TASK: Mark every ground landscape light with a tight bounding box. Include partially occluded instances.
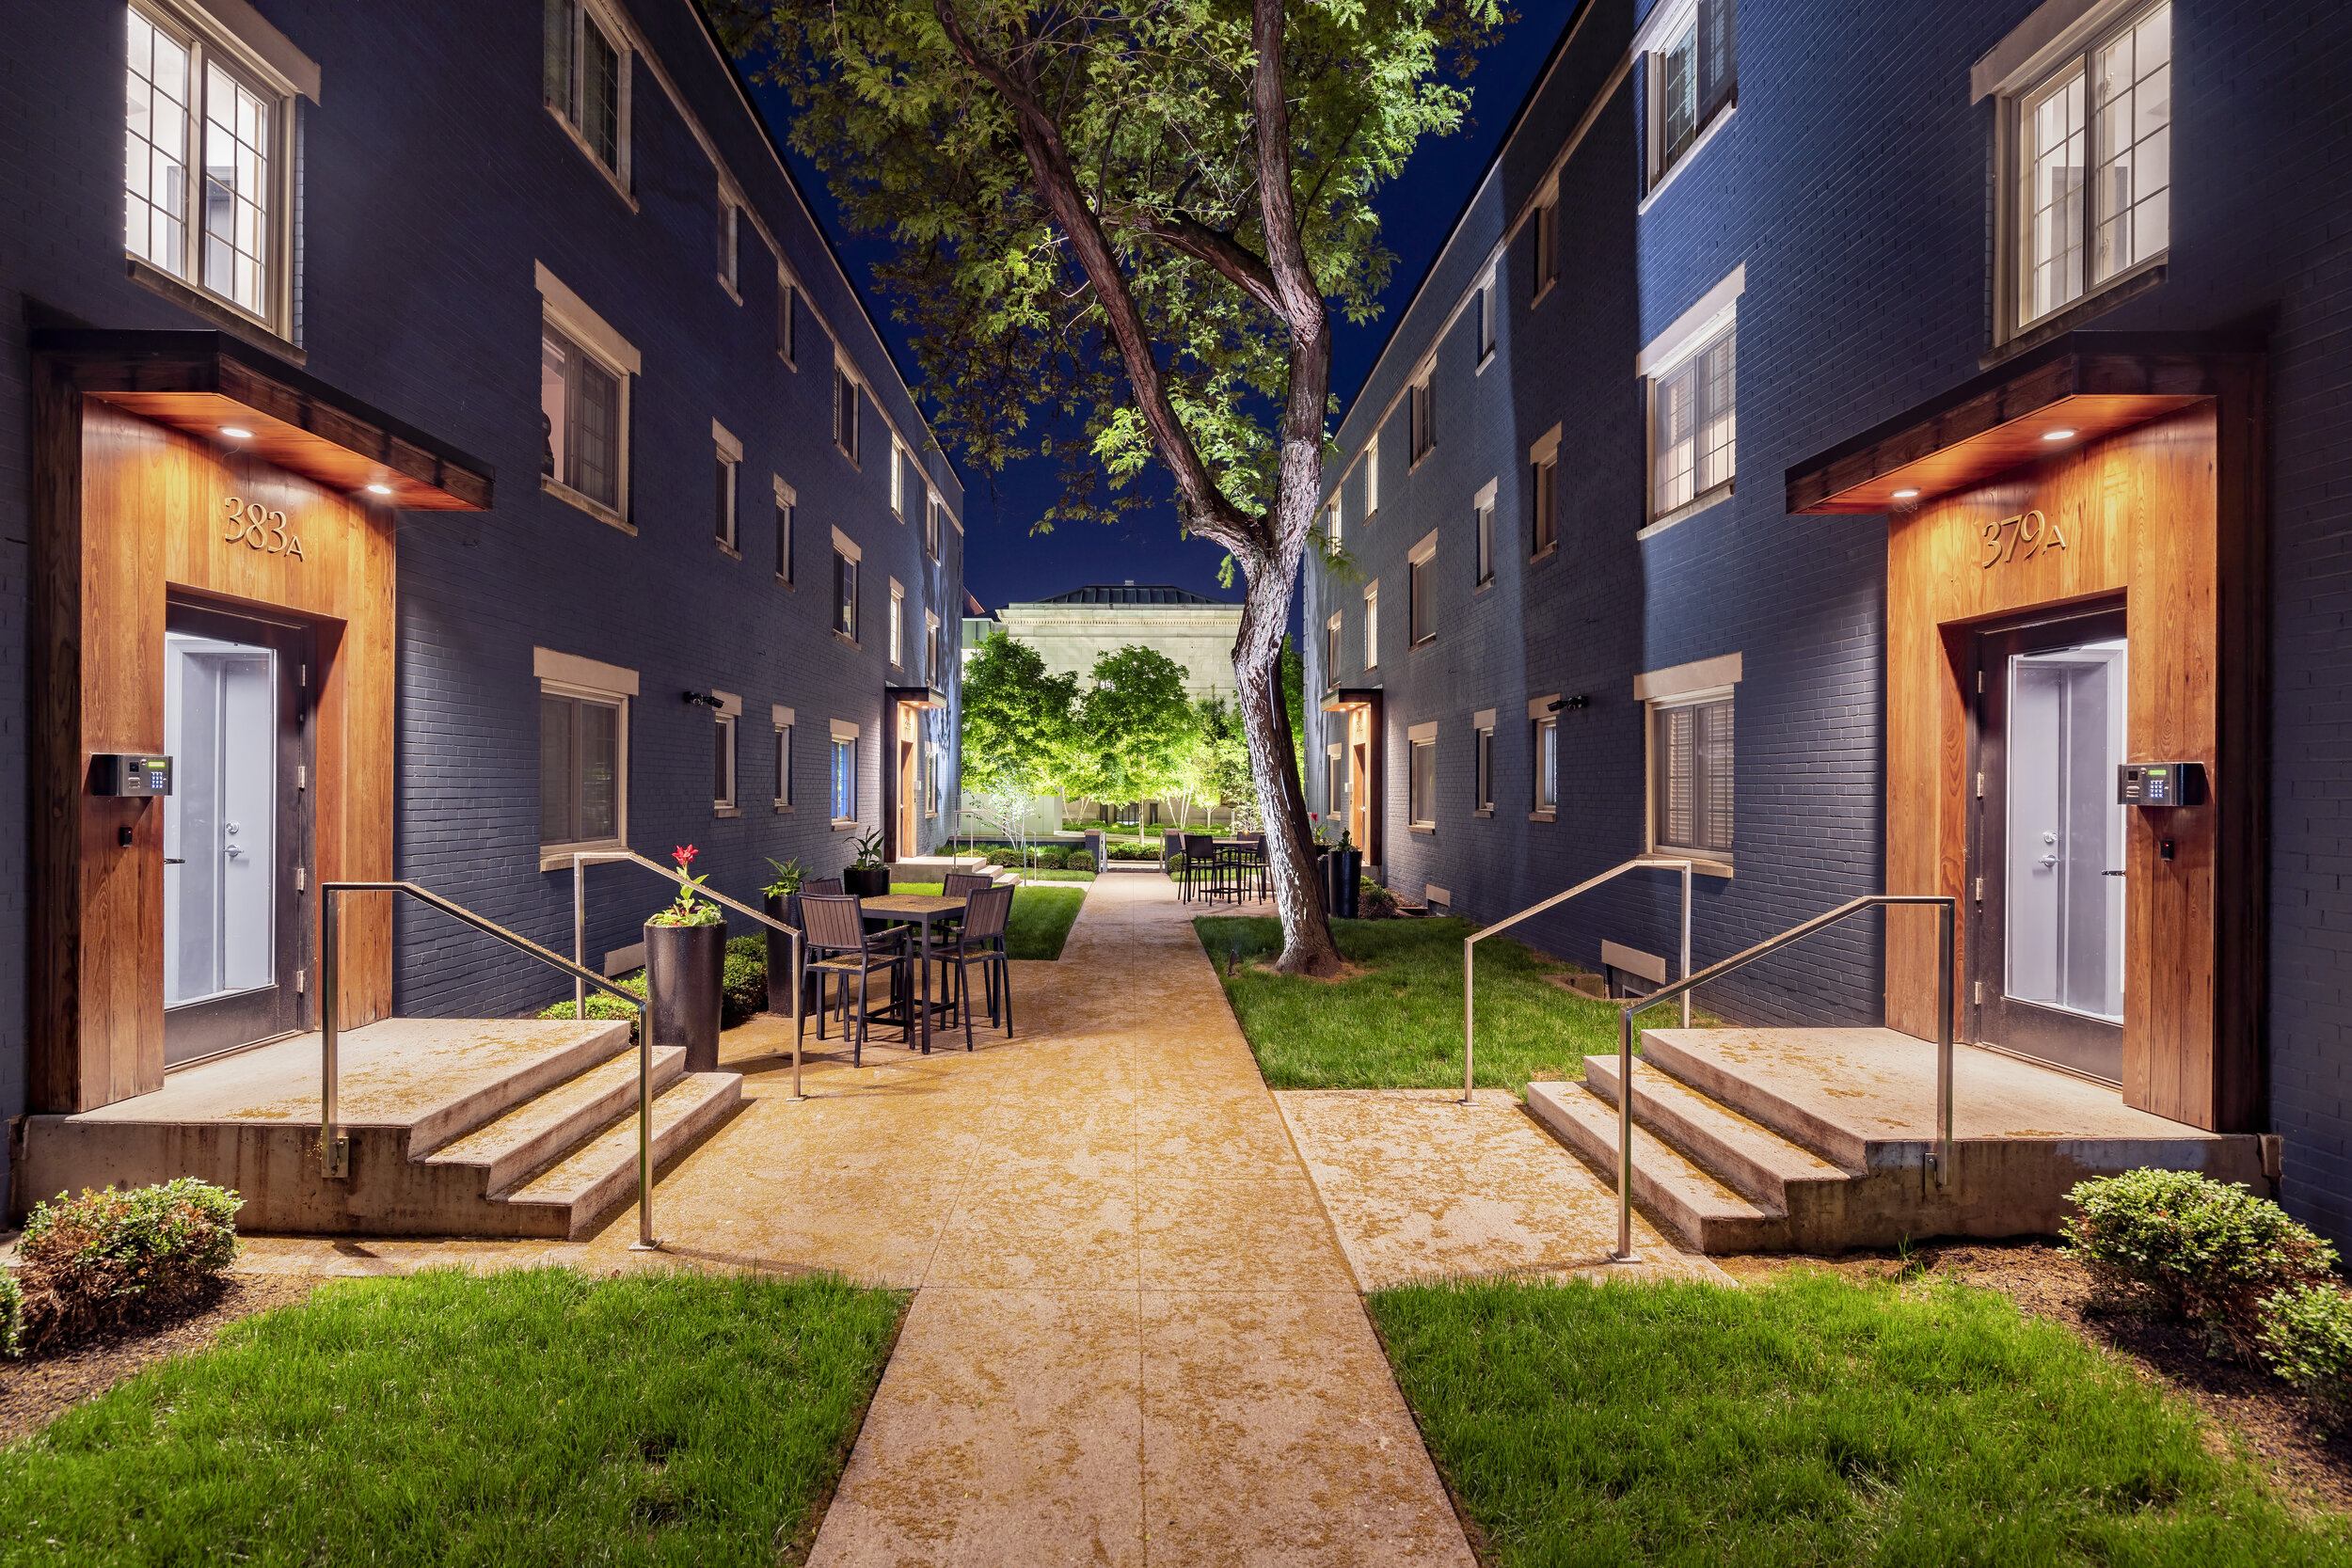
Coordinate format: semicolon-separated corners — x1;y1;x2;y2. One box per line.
219;425;253;438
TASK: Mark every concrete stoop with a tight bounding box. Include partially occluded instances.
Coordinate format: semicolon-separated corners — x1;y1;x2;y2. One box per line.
1527;1025;2273;1254
16;1017;742;1239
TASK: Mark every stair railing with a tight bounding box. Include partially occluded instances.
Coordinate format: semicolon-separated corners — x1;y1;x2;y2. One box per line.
1463;858;1695;1104
1604;894;1957;1262
318;879;663;1251
567;851;806;1098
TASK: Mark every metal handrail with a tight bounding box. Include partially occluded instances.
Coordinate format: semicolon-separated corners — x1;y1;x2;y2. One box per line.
568;850;808;1099
319;879;663;1251
1462;858;1695;1104
1603;894;1957;1262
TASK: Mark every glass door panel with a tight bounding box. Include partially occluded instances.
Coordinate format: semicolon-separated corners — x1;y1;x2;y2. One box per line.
165;631;278;1006
2003;640;2126;1022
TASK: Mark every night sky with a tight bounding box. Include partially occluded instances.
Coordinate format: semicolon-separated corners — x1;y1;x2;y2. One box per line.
743;0;1579;620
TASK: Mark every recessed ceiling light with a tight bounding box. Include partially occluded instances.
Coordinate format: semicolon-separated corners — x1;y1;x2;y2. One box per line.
2042;428;2076;441
365;483;392;495
219;425;253;439
1892;488;1920;499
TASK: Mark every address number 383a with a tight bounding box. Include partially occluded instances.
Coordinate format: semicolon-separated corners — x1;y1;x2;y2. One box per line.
222;497;305;561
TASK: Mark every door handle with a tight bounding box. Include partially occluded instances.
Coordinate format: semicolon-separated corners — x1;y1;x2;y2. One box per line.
224;847;243;859
164;858;185;865
2036;853;2058;868
2103;869;2125;877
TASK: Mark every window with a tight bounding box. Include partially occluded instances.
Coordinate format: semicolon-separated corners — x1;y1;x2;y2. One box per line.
1363;581;1380;670
1475;273;1498;361
926;611;942;686
1531;197;1558;300
2010;1;2170;332
1648;0;1737;190
1407;722;1438;830
889;579;904;666
541;322;623;512
1534;713;1558;815
1408;531;1438;646
890;441;905;517
1651;695;1734;859
710;690;740;812
543;0;626;178
127;4;294;328
1327;744;1346;821
834;366;861;462
717;198;739;295
1408;373;1435;466
772;705;794;809
713;420;741;551
924;491;941;558
1474;480;1497;586
776;273;797;364
1651;324;1736;518
1363;435;1380;520
830;721;859;825
1325;497;1343;558
1474;711;1496;814
831;529;860;641
1325;612;1342;688
773;477;795;582
1530;426;1561;557
534;647;635;857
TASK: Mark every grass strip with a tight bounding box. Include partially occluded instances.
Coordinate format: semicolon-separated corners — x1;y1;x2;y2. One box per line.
1196;914;1624;1093
0;1266;905;1566
892;882;1088;960
1370;1271;2347;1567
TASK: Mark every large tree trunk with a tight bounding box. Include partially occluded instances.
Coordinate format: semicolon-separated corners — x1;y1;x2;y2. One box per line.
1232;553;1341;976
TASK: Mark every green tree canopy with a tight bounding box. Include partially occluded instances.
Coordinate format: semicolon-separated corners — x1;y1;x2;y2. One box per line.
1069;645;1198;807
960;630;1079;799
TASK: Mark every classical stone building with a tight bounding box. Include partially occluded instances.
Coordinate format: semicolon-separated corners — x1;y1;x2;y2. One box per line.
996;583;1243;699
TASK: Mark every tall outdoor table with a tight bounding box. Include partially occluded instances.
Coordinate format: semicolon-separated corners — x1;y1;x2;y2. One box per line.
1212;838;1263;903
859;893;966;1053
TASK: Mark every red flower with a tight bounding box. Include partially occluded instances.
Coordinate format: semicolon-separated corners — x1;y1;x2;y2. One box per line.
673;845;697;865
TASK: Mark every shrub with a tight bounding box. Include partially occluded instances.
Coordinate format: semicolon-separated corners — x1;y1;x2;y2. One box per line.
2257;1282;2352;1427
1065;851;1094;872
1167;852;1187;873
1034;848;1067;870
1110;842;1156;861
538;971;648;1041
2061;1168;2339;1354
985;847;1022;867
1359;879;1401;919
0;1274;21;1359
17;1180;243;1350
722;947;767;1028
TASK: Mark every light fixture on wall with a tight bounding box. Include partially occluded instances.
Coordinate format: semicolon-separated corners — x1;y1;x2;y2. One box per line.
219;425;253;439
683;689;724;709
1548;694;1590;712
2042;428;2076;441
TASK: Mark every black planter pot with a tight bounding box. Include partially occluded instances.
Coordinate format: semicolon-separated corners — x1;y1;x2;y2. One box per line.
645;920;726;1072
843;865;891;898
764;893;804;1017
1322;848;1362;919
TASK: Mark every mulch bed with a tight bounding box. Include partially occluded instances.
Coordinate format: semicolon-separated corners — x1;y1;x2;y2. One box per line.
1717;1239;2352;1513
0;1275;317;1447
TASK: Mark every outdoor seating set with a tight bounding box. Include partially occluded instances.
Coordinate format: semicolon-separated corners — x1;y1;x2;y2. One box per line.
1177;832;1271;905
795;871;1015;1065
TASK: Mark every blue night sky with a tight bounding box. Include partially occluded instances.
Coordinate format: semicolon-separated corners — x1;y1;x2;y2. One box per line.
743;0;1579;618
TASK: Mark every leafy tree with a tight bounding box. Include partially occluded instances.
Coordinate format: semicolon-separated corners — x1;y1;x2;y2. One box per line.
960;630;1079;848
718;0;1502;974
1068;645;1197;812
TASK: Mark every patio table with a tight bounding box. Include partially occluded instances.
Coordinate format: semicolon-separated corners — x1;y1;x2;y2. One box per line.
859;893;966;1053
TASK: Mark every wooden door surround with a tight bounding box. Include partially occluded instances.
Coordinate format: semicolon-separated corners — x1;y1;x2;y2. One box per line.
29;330;490;1114
1788;334;2266;1132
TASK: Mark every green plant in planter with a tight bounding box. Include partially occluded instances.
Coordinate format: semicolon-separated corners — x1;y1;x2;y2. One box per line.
647;845;723;927
850;830;887;872
763;857;805;897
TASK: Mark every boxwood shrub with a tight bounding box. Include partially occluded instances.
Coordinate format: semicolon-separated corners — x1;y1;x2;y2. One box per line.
17;1179;243;1350
2258;1281;2352;1427
1065;851;1094;872
0;1274;21;1359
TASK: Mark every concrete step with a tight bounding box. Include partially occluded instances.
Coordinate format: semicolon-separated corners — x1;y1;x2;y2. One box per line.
420;1046;687;1193
1637;1027;1873;1167
1582;1054;1854;1209
401;1018;637;1154
1526;1081;1789;1253
496;1071;744;1239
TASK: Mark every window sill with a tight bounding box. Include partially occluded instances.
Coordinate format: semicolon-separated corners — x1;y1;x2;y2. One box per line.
834;445;860;470
1653;853;1734;879
546;105;638;211
1409;824;1436;835
1473;808;1494;819
831;818;859;832
1410;635;1436;650
540;839;629;872
834;631;860;650
718;276;742;305
717;540;741;560
1638;479;1734;541
1477;347;1497;374
1639;98;1736;215
773;802;795;813
1529;810;1556;823
1363;509;1378;529
775;575;796;592
543;474;634;534
714;805;741;818
1983;260;2168;371
1408;447;1436;475
1529;544;1559;564
125;257;304;363
1532;278;1557;309
1475;577;1495;594
779;350;797;372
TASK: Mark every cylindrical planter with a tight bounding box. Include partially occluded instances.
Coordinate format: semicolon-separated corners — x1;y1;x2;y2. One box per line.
645;920;726;1072
843;865;890;898
764;893;803;1017
1323;848;1362;919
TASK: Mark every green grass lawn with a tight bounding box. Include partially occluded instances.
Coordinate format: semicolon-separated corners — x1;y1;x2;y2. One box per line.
1371;1271;2348;1567
893;882;1087;959
1012;867;1097;883
1196;914;1627;1092
0;1266;903;1566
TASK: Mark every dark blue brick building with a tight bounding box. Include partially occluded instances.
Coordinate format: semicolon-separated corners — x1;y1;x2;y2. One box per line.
1306;0;2352;1241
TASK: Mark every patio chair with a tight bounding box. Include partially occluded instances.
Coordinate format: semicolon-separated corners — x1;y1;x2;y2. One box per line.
1182;832;1221;904
803;876;843;895
943;870;995;900
1228;832;1269;902
798;893;911;1067
937;883;1015;1046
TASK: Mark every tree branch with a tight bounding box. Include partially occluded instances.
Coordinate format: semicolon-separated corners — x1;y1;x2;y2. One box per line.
1125;213;1284;317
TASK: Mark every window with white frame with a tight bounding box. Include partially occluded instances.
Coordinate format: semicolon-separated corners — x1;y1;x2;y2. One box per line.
127;3;298;330
1325;497;1343;558
713;420;740;551
1473;708;1496;814
833;365;861;462
1407;721;1438;830
1651;693;1734;860
832;528;860;641
1533;707;1558;816
1475;271;1498;361
1363;435;1380;520
1327;743;1345;821
1363;581;1380;670
1325;612;1342;688
535;648;634;856
926;611;942;686
925;490;940;558
2008;1;2171;333
774;477;795;583
1650;323;1736;519
1530;195;1558;300
1529;425;1561;557
710;689;740;812
1474;479;1497;586
1408;531;1438;646
717;197;740;295
772;705;794;809
776;271;797;364
889;579;904;666
1646;0;1737;191
830;721;859;824
890;440;905;517
1408;372;1436;467
543;0;628;180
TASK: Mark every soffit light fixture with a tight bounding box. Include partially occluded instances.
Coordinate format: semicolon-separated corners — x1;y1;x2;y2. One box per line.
365;483;392;495
1892;488;1920;499
2042;428;2076;441
219;425;253;439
